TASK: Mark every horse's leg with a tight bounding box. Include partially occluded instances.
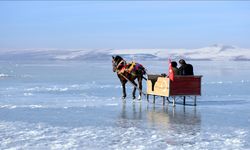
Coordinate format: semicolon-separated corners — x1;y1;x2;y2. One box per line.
122;82;127;99
137;76;143;100
131;80;137;99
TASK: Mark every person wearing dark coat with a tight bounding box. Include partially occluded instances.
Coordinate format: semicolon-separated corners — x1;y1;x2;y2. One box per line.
178;59;194;75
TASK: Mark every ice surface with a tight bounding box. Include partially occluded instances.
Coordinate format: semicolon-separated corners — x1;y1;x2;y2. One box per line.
0;60;250;149
0;120;247;149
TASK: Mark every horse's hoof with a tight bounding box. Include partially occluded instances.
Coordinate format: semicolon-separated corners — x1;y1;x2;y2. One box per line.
138;95;141;100
132;96;136;100
122;96;126;99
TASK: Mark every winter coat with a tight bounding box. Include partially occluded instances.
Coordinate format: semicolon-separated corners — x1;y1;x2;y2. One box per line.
179;64;194;75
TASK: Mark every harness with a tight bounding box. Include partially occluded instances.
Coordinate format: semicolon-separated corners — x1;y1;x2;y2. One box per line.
116;60;126;69
115;60;145;76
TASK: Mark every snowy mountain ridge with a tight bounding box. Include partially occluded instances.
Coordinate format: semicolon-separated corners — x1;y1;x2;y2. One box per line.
0;44;249;61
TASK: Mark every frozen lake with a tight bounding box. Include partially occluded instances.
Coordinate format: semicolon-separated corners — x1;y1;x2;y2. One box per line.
0;60;250;149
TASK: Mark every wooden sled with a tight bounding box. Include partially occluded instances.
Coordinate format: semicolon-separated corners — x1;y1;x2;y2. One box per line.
147;75;202;106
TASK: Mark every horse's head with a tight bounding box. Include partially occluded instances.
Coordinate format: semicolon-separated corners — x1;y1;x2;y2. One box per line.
112;55;124;72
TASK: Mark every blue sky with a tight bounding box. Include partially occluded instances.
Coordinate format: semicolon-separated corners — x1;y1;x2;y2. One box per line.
0;1;250;49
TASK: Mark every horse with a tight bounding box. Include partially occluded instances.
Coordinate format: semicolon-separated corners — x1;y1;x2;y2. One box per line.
112;55;147;100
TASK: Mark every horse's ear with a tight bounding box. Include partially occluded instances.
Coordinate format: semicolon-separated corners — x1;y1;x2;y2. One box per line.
112;56;115;59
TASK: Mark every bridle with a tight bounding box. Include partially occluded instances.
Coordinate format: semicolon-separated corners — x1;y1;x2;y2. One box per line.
113;59;126;73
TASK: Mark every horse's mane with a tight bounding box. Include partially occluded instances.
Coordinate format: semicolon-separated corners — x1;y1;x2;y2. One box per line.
114;55;124;63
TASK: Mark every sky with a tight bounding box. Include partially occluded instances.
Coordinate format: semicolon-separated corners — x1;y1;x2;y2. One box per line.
0;1;250;49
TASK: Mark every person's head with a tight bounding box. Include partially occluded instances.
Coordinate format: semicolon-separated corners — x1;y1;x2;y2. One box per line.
179;59;186;65
171;61;177;68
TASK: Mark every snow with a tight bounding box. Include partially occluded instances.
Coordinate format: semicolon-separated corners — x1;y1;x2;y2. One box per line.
0;44;249;61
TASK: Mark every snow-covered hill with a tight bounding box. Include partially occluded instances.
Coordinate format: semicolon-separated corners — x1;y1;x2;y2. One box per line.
109;44;250;61
0;44;249;61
